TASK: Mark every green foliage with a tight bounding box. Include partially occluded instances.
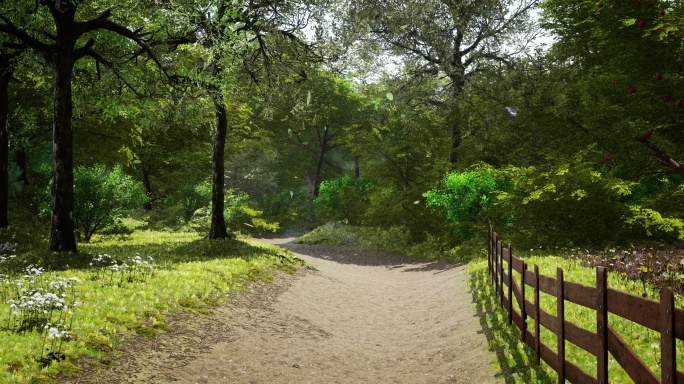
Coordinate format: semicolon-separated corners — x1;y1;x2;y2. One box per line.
101;216;149;238
258;188;323;232
174;183;213;222
39;165;147;242
492;159;626;247
184;189;279;236
625;206;684;242
296;222;480;263
316;175;375;225
489;149;684;247
427;169;496;223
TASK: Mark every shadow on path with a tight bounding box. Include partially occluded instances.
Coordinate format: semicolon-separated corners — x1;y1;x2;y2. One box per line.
268;241;462;274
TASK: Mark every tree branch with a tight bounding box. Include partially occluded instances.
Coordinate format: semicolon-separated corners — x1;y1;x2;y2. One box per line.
0;13;50;53
636;137;684;178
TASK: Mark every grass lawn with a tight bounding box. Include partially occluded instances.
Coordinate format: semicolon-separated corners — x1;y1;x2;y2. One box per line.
468;253;684;383
0;230;304;383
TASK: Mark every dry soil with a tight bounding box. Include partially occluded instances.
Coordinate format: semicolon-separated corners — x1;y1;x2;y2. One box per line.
64;239;498;384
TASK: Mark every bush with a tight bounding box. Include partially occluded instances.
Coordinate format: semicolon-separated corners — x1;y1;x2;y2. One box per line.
258;188;323;231
174;182;212;222
185;189;279;236
40;165;147;242
296;222;477;263
426;169;496;224
101;216;149;238
316;176;375;225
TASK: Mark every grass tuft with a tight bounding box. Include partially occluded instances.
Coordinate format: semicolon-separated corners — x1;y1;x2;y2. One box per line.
0;229;303;382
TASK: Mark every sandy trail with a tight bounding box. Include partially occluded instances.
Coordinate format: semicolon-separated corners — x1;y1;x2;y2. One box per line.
65;239;497;384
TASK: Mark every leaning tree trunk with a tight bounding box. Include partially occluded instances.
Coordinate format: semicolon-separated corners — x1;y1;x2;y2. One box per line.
0;57;11;228
48;57;78;252
312;140;328;198
208;94;232;240
447;71;466;165
142;166;153;210
15;149;28;186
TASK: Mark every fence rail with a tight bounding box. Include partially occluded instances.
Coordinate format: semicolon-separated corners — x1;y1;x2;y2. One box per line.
487;224;684;383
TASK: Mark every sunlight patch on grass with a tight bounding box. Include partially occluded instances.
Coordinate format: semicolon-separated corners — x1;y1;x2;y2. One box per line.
0;230;302;382
469;254;684;383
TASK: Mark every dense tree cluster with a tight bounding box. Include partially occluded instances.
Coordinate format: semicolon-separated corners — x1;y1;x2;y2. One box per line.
2;0;684;254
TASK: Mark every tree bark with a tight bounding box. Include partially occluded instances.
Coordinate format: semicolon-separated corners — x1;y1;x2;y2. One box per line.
208;94;231;240
15;149;28;185
142;166;153;210
312;129;328;198
637;137;684;178
0;56;12;229
48;54;78;252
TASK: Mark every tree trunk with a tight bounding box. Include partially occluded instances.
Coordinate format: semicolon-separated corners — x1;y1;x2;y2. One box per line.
15;149;28;185
354;155;360;178
312;135;328;198
208;94;231;240
448;72;465;165
142;166;153;210
48;57;78;252
447;106;461;165
0;58;11;229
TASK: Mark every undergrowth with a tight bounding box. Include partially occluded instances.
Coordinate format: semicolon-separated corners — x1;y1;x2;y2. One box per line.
295;221;483;263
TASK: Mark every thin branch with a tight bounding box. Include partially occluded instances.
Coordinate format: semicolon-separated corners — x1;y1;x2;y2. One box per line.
0;13;50;53
636;137;684;178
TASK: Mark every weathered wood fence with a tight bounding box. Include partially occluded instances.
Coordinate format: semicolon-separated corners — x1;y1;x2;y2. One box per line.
488;224;684;383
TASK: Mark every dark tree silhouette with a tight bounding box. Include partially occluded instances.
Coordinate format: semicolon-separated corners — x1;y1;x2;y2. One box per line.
0;1;162;251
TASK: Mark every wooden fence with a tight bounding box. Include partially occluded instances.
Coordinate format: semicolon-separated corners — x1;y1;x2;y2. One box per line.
487;224;684;383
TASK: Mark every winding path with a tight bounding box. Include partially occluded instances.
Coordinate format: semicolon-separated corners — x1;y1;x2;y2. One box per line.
66;239;497;383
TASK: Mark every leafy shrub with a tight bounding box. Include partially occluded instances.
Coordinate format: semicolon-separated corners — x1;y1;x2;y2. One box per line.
40;165;147;242
492;162;629;247
427;169;496;223
624;206;684;242
101;216;149;238
174;182;212;222
185;189;279;236
258;188;323;231
296;222;476;263
316;176;375;225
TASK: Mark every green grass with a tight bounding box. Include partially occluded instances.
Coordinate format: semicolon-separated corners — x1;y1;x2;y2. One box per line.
295;221;483;263
0;230;304;383
468;254;684;383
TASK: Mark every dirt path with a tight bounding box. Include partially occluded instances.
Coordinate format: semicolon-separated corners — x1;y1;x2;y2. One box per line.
65;239;497;384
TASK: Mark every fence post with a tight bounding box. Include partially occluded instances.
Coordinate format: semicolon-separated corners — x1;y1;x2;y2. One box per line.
557;267;565;384
508;244;513;325
661;287;675;384
488;224;492;277
597;267;608;384
521;262;527;342
534;264;541;366
494;236;500;288
497;240;503;302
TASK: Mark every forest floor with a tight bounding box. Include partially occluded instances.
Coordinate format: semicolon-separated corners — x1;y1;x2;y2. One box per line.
63;238;498;384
